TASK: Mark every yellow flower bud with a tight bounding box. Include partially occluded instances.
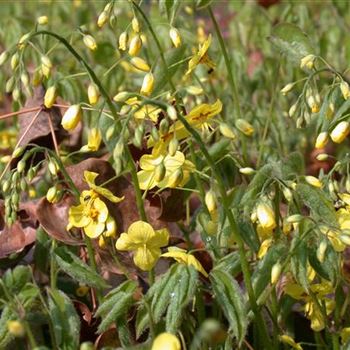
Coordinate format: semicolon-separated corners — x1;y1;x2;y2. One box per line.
317;241;327;263
151;333;181;350
235;119;254;136
0;51;9;66
113;91;130;102
44;86;57;108
305;175;322;188
128;35;142;56
88;83;100;105
288;103;298;118
169;27;182;48
10;52;19;70
271;262;282;284
239;167;255;175
316;153;328;161
330;121;350;143
37;15;48;25
282;187;293;202
300;54;316;69
167;105;177;121
205;220;218;235
140;72;154;96
97;11;109;28
168;138;179;156
257;202;276;230
12;146;25;158
41;55;52;77
340;234;350;246
186;86;203;95
280;83;294;95
46;186;58;203
20;72;29;88
83;35;97;51
61;104;82;131
341;81;350;100
7;320;25;338
219;122;236;139
33;70;43;87
315;132;328;149
18;33;30;49
119;31;128;51
130;57;150;72
205;190;216;213
257;238;273;259
132;17;140;33
48;160;58;176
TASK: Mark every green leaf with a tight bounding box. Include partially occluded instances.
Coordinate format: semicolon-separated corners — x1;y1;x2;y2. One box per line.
269;23;314;64
290;240;309;290
95;280;137;334
165;265;198;333
210;269;248;345
135;303;149;339
54;246;109;289
281;152;305;179
252;242;287;298
48;289;80;350
159;0;181;21
3;265;31;293
214;251;241;277
295;183;337;226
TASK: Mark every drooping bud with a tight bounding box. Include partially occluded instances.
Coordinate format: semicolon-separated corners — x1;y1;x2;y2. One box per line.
44;85;57;108
12;146;25;159
288;103;298;118
155;162;166;182
37;15;48;25
235;119;254;136
300;54;316;69
219;122;236;139
305;175;322;188
286;214;303;224
271;262;282;284
205;190;217;213
46;186;58;203
282;187;293;202
61;104;82;131
0;51;9;66
87;83;100;105
118;31;128;51
130;57;150;72
48;159;58;176
239;167;255;175
83;35;97;51
41;55;52;77
256;202;276;230
131;17;140;33
280;83;294;95
167;105;177;121
140;72;154;96
330;121;350;143
17;159;26;173
113;91;130;103
315;132;328;149
97;11;109;28
159;118;169;135
341;81;350;100
169;27;181;48
168;138;178;156
316;153;328;161
10;52;19;70
128;35;142;56
20;72;30;88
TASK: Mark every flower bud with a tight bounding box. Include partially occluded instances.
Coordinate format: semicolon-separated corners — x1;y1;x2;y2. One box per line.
271;262;282;284
205;220;218;235
37;15;48;25
0;51;9;66
280;83;294;95
87;83;100;105
219;122;236;139
61;104;82;131
239;167;255;175
44;85;57;108
83;35;97;51
205;190;217;213
159;118;169;135
257;202;276;230
288;103;298;118
300;54;316;69
169;27;181;48
113;139;124;158
282;187;293;202
20;72;29;88
5;77;15;93
130;57;150;72
305;175;322;188
167;105;177;121
315;132;328;149
151;332;181;350
80;342;95;350
12;88;21;102
12;146;25;158
46;186;58;203
17;159;26;173
10;52;19;70
119;31;128;51
168;138;178;156
286;214;303;223
106;125;115;141
317;241;327;263
235;119;254;136
48;160;58;176
341;81;350;100
2;180;10;193
316;153;328;161
7;320;25;338
18;33;30;49
330;121;350;143
97;11;109;28
155;162;166;182
132;17;140;33
33;70;43;87
140;72;154;96
128;35;142;56
340;234;350;246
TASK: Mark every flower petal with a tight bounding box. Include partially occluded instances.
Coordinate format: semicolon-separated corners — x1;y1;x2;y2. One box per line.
84;221;105;238
84;171;99;188
115;232;138;251
133;246;160;271
137;170;157;190
69;204;90;227
148;228;169;249
128;221;154;244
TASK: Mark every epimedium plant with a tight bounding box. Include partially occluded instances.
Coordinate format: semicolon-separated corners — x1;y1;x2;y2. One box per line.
1;0;350;349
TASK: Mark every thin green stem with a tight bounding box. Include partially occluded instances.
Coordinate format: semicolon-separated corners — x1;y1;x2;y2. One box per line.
50;239;57;290
24;322;37;348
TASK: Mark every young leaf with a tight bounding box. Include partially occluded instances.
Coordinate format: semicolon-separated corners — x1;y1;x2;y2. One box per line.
48;289;80;350
210;268;248;345
54;246;109;289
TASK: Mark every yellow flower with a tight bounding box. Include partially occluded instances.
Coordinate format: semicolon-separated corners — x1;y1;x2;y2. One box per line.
256;202;276;231
186;34;215;75
148;100;222;149
68;171;123;238
137;150;195;190
81;128;102;152
161;247;208;277
115;221;169;271
300;54;316;69
152;332;181;350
